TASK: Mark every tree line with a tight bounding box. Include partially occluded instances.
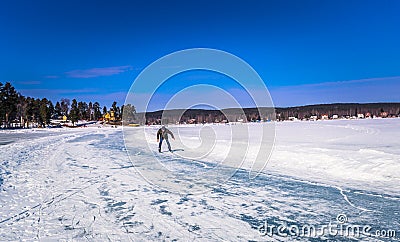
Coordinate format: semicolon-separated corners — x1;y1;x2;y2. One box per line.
143;103;400;124
0;82;135;128
275;103;400;120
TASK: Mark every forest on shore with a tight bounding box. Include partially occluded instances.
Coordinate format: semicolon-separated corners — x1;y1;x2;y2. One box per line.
0;82;135;128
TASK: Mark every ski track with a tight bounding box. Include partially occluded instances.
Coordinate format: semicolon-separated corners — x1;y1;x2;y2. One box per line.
0;122;399;241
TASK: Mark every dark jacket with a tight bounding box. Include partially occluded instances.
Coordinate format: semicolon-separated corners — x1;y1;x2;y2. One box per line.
157;128;174;140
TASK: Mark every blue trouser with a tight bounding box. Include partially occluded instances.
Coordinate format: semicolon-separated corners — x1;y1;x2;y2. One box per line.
159;137;171;151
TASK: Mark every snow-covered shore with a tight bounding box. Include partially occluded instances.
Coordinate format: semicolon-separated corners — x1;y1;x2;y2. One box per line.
0;119;399;240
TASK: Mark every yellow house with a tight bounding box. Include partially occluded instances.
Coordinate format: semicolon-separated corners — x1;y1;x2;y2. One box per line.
103;111;116;122
110;111;115;121
104;112;111;122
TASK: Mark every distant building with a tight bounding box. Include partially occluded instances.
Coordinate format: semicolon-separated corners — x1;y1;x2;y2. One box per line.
103;111;116;123
332;114;339;119
357;113;365;119
188;118;196;124
321;114;329;120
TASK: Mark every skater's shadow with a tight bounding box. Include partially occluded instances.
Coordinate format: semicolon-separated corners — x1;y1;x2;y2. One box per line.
159;148;185;153
171;148;184;152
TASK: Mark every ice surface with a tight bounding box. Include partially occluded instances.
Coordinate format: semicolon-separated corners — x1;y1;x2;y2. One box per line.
0;119;399;240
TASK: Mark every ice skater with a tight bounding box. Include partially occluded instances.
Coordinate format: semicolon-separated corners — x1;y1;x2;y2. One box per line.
157;125;175;152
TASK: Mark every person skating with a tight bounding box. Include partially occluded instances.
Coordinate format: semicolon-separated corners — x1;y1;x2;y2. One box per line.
157;125;175;152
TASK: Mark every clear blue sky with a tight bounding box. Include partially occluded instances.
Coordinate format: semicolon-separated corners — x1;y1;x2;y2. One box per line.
1;0;399;110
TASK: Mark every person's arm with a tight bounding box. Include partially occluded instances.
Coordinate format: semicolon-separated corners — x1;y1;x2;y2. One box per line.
167;129;175;139
157;129;161;141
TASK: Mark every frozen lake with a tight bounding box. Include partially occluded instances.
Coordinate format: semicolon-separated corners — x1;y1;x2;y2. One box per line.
0;119;399;241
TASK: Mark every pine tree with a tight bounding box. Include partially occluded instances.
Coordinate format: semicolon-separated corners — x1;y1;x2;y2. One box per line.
16;95;27;127
77;101;88;120
70;99;79;125
31;99;41;126
39;98;52;127
55;101;62;118
48;100;55;119
60;98;70;116
88;102;93;120
122;104;136;123
111;101;118;119
0;82;19;127
111;101;117;112
93;102;102;120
